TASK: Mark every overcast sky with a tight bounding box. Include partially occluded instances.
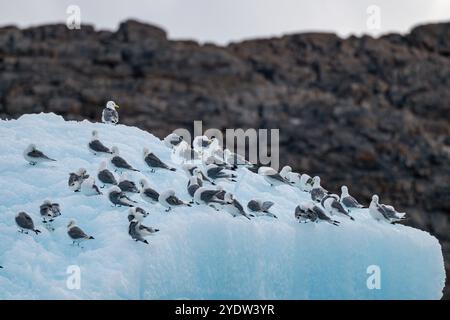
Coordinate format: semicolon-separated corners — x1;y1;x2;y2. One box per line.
0;0;449;44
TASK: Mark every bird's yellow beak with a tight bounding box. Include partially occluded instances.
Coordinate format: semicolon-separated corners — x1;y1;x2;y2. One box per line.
115;104;120;109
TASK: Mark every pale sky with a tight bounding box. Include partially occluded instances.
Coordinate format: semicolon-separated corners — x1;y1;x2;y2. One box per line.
0;0;449;44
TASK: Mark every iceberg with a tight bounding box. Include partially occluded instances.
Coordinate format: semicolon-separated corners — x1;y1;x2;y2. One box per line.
0;113;445;299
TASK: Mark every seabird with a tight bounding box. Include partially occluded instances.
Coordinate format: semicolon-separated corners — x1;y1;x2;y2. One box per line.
158;190;191;212
175;143;201;162
296;202;340;226
164;133;183;150
23;144;56;165
97;161;117;188
88;130;112;155
340;186;365;209
127;207;149;222
222;193;253;220
295;203;317;223
187;176;201;198
247;200;277;218
118;173;139;193
80;177;103;196
204;155;236;171
68;168;90;192
67;220;94;247
108;186;137;207
223;149;253;169
310;176;328;202
258;166;292;187
15;212;41;234
182;164;215;185
206;164;237;182
322;194;355;221
139;179;160;204
280;165;302;187
143;148;176;172
369;195;406;223
101;100;119;125
110;146;139;172
128;215;159;245
193;135;213;153
300;173;314;192
193;186;228;210
39;200;61;230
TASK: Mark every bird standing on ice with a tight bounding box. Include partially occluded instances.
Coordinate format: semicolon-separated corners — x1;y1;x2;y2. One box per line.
128;207;149;222
164;133;183;150
80;177;103;196
158;190;191;212
97;161;117;188
247;200;277;218
118;173;139;194
322;195;354;221
110;146;139;173
68;168;90;192
310;176;328;202
23;144;56;165
39;200;61;231
258;166;291;187
206;164;237;182
88;130;112;155
101;100;120;125
108;186;137;207
369;195;406;223
295;202;340;226
222;193;253;220
128;210;159;245
15;212;41;234
67;220;94;247
139;179;160;204
340;185;365;209
143;148;176;172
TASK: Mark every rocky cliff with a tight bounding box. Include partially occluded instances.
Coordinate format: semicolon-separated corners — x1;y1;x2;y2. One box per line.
0;19;449;298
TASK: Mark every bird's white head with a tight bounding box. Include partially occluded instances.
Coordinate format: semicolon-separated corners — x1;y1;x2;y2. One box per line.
313;176;321;187
341;185;349;196
106;101;119;110
372;194;379;204
26;144;36;152
139;179;149;188
119;172;128;182
99;161;107;171
111;146;119;155
67;220;76;229
76;168;87;176
143;147;150;157
110;186;122;193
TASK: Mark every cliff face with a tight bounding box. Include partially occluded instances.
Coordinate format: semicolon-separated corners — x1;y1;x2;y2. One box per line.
0;20;449;297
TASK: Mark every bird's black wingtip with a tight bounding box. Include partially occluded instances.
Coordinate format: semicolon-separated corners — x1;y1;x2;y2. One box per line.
170;168;177;171
89;236;95;239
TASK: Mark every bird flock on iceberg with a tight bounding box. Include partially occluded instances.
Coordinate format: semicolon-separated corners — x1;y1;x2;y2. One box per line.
4;100;407;269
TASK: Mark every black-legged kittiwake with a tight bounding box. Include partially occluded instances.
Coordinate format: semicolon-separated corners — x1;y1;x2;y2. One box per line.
15;212;41;234
88;130;113;155
97;161;117;188
310;176;328;202
102;100;119;125
67;220;94;247
139;179;160;204
23;144;56;165
247;199;277;218
108;186;137;207
206;164;237;182
80;177;103;196
340;185;365;209
258;166;292;187
110;146;139;172
68;168;90;192
118;173;139;194
322;194;355;221
369;195;406;223
143;147;176;172
158;190;191;212
164;133;183;150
